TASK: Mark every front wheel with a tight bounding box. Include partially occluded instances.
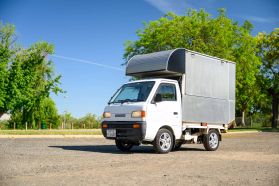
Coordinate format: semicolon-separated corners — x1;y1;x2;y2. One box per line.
153;128;173;154
203;130;220;151
115;140;133;152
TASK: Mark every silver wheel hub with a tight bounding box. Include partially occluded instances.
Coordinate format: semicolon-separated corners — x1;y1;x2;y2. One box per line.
209;133;218;149
159;132;172;151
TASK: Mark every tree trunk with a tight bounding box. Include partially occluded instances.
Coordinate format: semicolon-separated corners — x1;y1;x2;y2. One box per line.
0;111;4;118
241;111;246;126
271;94;278;129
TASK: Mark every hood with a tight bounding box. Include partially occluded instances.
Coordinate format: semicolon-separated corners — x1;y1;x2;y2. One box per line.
103;103;146;121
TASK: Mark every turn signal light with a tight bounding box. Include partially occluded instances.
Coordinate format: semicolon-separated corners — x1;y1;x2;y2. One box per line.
133;123;141;129
102;123;108;128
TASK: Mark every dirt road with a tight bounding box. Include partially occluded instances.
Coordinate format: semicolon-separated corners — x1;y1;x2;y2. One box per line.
0;132;278;186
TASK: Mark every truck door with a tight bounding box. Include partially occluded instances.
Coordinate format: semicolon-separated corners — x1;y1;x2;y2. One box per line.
145;82;182;141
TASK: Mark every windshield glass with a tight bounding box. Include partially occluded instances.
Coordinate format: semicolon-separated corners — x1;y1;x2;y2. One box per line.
110;81;155;104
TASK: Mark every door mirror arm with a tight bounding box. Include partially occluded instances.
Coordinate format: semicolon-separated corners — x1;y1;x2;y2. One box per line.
152;94;162;104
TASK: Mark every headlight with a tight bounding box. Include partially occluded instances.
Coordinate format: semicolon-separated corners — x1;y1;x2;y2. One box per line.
103;112;111;118
131;111;146;118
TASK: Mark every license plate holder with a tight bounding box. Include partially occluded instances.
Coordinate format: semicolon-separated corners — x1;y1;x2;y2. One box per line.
107;129;116;137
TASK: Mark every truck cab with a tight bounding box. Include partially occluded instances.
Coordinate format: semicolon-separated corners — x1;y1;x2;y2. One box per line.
102;48;235;153
102;79;182;153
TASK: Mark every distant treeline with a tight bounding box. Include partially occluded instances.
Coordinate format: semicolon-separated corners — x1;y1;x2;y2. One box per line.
0;112;101;129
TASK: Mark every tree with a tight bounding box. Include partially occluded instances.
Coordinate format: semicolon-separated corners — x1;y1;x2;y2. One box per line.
78;113;100;129
7;42;62;126
34;97;60;129
124;9;261;125
257;28;279;129
59;112;78;129
0;22;62;127
0;23;16;117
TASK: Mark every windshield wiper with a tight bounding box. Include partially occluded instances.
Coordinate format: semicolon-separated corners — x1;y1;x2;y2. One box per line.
120;99;134;104
109;99;132;104
110;99;144;105
109;101;121;104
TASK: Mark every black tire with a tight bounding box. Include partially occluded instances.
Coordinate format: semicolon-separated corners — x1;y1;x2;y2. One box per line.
153;128;173;154
203;130;220;151
115;140;133;152
172;142;183;151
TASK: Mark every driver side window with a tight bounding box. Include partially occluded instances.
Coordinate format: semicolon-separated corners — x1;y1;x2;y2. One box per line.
156;83;177;101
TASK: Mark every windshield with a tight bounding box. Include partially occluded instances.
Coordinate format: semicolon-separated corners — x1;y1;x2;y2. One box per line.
110;81;155;104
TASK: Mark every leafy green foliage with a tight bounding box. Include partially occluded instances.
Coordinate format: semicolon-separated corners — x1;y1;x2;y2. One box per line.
0;23;16;115
257;29;279;95
59;112;101;129
0;22;62;127
124;9;261;115
257;28;279;128
59;112;77;129
34;97;60;128
79;113;100;128
0;120;9;129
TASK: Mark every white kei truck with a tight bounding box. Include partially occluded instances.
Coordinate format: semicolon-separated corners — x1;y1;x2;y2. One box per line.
101;48;235;153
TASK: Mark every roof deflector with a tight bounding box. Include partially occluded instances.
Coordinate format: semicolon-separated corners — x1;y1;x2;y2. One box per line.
126;48;185;78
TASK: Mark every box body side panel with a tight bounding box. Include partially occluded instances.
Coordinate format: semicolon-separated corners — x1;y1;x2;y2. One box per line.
182;52;235;124
182;95;229;123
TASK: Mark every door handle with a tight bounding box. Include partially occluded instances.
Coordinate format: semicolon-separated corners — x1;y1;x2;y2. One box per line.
173;112;178;115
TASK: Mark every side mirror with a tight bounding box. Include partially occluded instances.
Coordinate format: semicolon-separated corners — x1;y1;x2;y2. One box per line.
153;94;162;103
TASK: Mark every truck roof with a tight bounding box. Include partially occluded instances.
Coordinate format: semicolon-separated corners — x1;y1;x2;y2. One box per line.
125;78;178;84
126;48;235;78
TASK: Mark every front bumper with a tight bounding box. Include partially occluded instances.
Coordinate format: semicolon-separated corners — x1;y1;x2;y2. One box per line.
101;121;146;143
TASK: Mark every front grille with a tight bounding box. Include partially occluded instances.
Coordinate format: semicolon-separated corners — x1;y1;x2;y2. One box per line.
115;114;126;117
117;129;129;137
108;124;133;128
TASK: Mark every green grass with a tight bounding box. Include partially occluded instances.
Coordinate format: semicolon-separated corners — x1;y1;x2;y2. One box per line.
228;128;259;132
1;127;278;135
228;127;279;132
0;129;102;135
259;127;279;132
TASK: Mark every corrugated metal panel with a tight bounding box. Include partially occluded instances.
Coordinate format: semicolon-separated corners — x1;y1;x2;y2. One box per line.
182;95;228;124
229;63;236;100
185;52;228;99
182;51;236;124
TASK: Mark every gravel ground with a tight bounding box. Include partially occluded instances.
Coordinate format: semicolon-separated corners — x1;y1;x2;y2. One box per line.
0;132;278;186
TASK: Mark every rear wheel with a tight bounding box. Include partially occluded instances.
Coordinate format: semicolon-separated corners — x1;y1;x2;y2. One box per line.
115;140;133;152
153;128;173;154
203;130;220;151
